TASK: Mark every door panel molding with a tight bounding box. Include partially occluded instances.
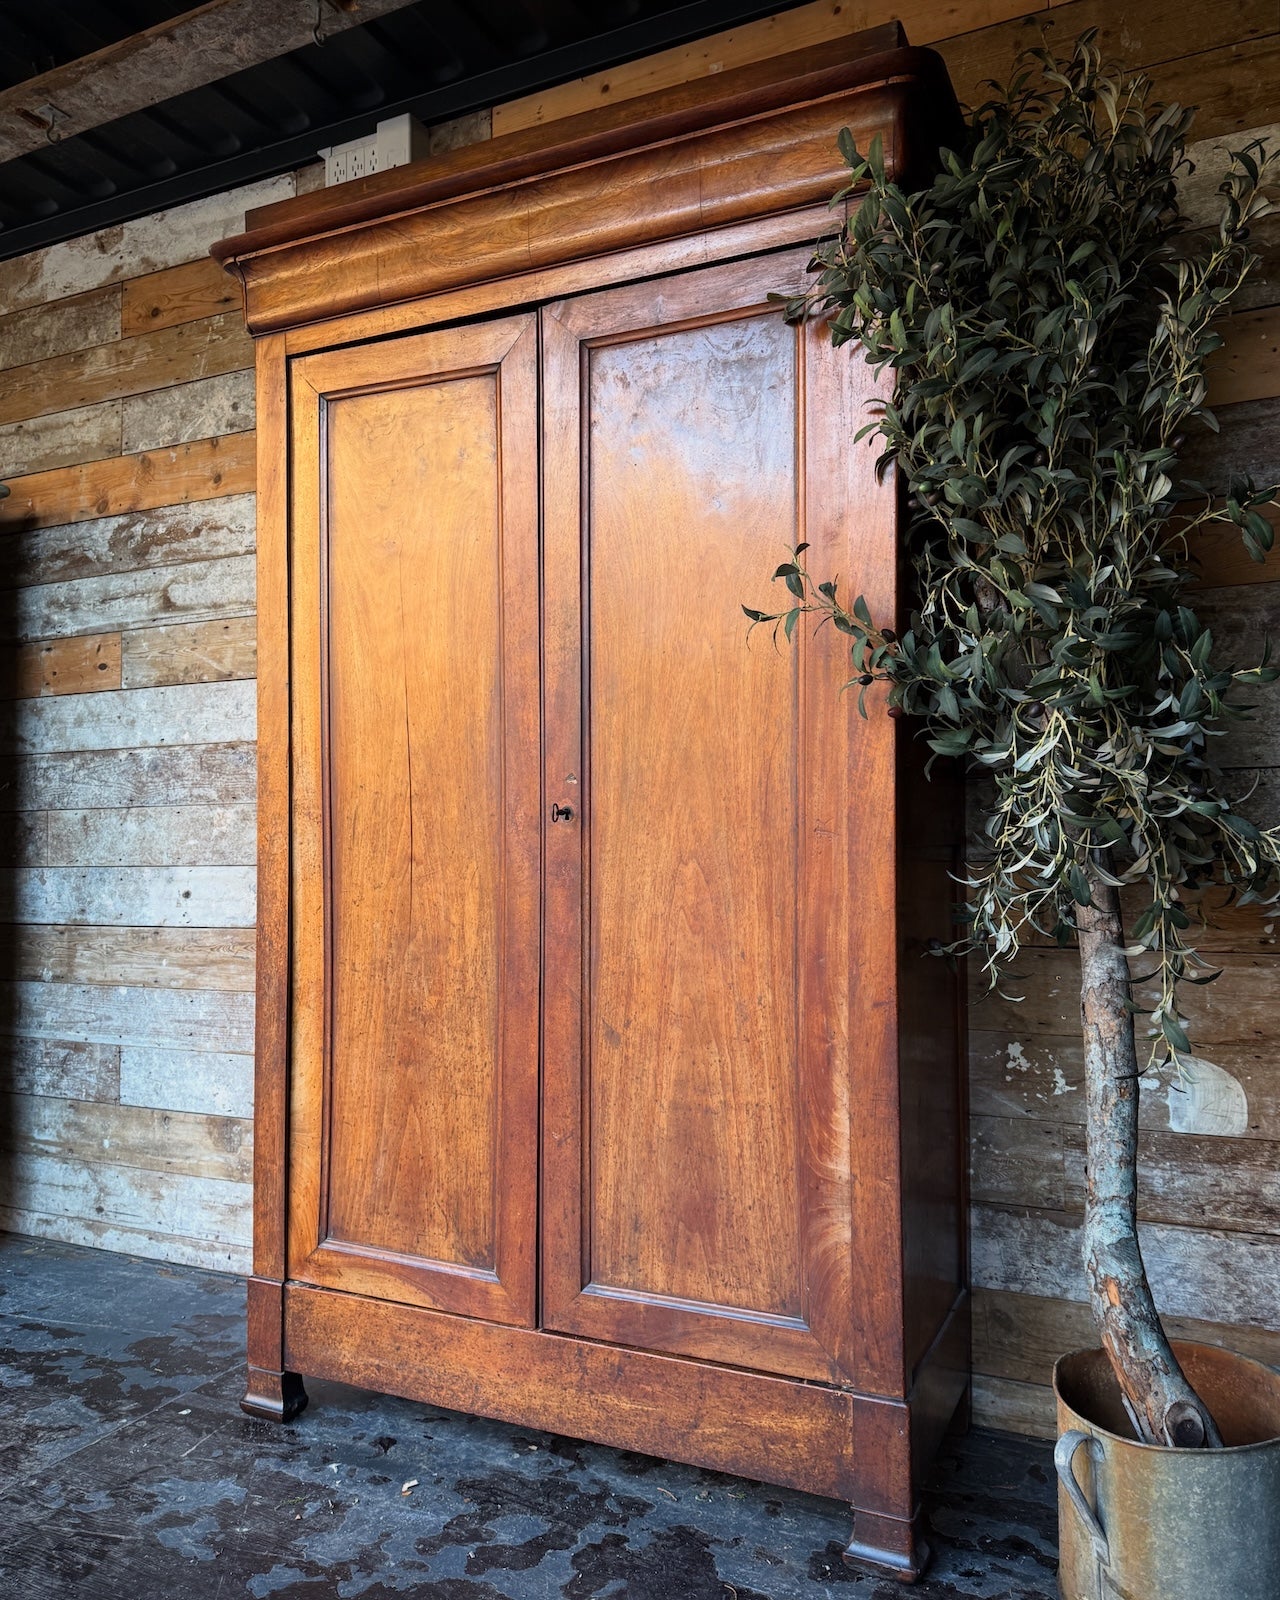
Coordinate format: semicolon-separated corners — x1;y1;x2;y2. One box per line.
540;251;897;1383
287;314;541;1325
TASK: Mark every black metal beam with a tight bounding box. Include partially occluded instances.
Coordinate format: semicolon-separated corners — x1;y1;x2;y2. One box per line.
0;0;809;261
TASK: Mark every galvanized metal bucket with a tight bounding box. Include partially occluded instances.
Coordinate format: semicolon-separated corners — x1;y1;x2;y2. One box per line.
1054;1341;1280;1600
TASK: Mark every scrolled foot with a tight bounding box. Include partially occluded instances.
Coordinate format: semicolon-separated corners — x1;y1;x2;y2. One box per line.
241;1364;308;1423
844;1506;930;1583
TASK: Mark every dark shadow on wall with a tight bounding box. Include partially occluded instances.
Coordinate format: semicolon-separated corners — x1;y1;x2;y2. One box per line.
0;483;28;1225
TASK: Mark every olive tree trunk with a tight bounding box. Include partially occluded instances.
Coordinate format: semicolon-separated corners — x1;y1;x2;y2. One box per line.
1077;861;1223;1450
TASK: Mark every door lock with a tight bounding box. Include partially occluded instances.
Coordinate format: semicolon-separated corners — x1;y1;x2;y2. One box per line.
550;802;574;823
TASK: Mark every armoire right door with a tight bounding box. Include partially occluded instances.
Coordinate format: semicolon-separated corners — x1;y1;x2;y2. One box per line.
539;252;897;1386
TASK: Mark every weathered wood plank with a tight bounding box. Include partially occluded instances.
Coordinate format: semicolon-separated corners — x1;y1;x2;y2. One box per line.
0;811;47;867
1181;121;1280;229
120;257;241;337
1207;304;1280;408
939;1;1280;133
0;0;422;163
971;1373;1056;1438
0;923;254;990
1018;881;1280;953
0;286;120;372
0;1035;119;1101
7;554;255;642
972;1203;1280;1327
0;1154;250;1248
1062;1122;1280;1232
0;399;120;478
0;866;254;927
121;369;254;455
1192;516;1280;590
971;949;1280;1046
0;742;256;810
974;1286;1280;1390
0;634;121;700
0;313;252;430
1178;395;1280;497
0;433;256;532
491;0;1042;135
45;803;255;867
119;1046;253;1119
0;175;293;318
0;979;254;1054
0;678;255;752
1157;35;1280;145
0;680;255;754
971;1115;1066;1209
0;1093;251;1184
0;493;255;589
972;1112;1280;1230
0;1202;250;1273
970;1029;1280;1139
120;616;256;689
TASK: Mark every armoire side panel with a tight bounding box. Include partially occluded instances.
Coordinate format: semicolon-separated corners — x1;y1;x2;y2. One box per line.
286;317;541;1325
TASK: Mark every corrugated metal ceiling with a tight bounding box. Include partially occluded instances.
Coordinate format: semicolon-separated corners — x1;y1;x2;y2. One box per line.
0;0;804;262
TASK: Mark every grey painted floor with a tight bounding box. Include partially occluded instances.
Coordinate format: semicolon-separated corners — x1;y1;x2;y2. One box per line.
0;1233;1059;1599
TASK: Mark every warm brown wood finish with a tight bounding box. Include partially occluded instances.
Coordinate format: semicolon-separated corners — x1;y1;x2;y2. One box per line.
540;254;897;1386
230;32;966;1582
285;318;541;1323
213;33;954;336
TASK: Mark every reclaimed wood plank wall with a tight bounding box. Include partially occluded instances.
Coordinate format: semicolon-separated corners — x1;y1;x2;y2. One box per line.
0;0;1276;1429
0;173;302;1271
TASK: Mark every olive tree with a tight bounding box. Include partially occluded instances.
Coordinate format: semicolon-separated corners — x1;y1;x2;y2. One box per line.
751;32;1280;1447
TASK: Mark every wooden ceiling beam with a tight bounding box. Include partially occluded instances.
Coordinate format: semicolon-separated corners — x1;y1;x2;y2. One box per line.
0;0;424;165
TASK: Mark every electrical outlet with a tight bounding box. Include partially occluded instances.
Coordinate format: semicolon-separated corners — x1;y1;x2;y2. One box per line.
319;114;431;187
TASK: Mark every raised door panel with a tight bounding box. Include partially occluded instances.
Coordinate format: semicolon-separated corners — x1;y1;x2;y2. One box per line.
287;316;540;1324
540;253;898;1383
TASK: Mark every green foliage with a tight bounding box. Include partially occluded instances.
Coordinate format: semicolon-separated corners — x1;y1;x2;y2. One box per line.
751;32;1280;1068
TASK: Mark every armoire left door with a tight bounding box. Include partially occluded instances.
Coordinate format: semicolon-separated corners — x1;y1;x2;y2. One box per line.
285;314;541;1325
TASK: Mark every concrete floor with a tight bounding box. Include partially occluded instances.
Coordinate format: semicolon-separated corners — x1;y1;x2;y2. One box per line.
0;1233;1060;1599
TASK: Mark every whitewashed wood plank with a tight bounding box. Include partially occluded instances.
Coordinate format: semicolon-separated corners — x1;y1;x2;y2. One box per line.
0;1035;119;1100
0;1205;250;1274
9;554;255;641
120;1046;253;1119
0;399;120;478
0;924;255;991
0;1093;251;1183
0;742;256;809
0;1152;250;1246
0;287;120;372
121;369;255;455
0;980;254;1053
972;1204;1280;1328
46;803;255;865
0;174;294;316
0;680;255;754
0;493;255;589
969;1030;1280;1140
0;865;254;926
0;810;47;866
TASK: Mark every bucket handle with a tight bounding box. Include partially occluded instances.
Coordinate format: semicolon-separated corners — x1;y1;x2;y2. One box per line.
1055;1430;1110;1567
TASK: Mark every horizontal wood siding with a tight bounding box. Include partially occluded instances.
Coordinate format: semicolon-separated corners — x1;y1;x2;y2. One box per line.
0;2;1277;1392
0;174;294;1276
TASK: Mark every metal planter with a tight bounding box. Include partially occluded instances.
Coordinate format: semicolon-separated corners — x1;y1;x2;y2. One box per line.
1054;1340;1280;1600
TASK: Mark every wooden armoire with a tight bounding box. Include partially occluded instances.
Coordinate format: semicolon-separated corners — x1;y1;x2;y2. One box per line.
215;25;967;1582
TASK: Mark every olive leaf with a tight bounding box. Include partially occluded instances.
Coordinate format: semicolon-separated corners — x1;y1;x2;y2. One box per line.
752;30;1280;1071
